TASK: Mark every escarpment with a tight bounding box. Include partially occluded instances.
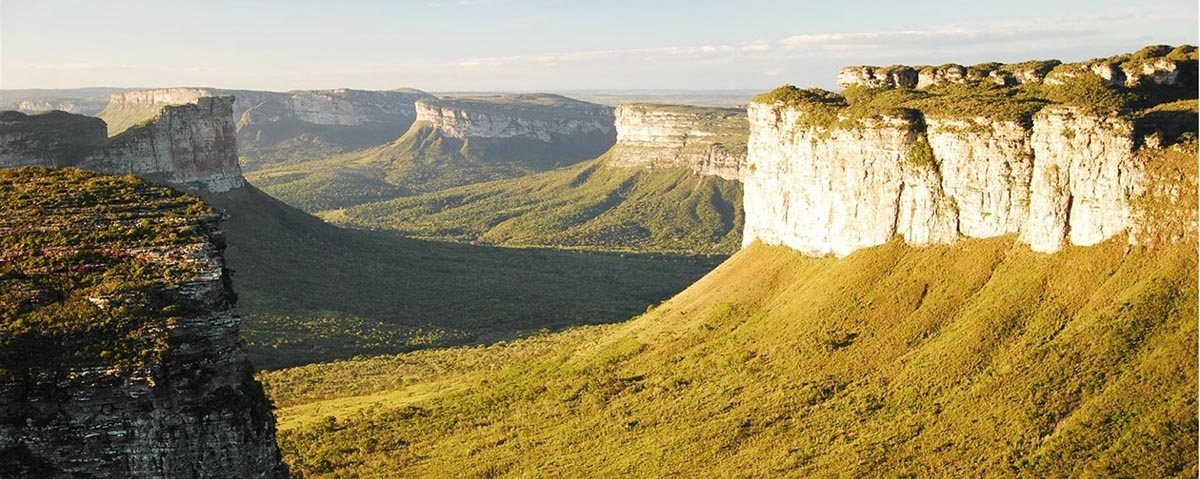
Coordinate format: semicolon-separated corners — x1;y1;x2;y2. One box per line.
747;45;1197;257
0;167;286;479
101;87;434;136
607;103;748;180
1;97;245;193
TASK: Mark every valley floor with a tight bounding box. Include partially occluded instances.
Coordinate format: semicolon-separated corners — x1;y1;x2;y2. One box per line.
263;236;1198;478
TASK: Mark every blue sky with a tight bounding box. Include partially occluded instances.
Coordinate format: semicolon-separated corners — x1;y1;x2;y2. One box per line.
2;0;1196;91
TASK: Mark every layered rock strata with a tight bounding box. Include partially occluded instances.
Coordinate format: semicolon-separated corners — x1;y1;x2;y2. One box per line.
0;167;286;478
743;104;1182;256
1;97;245;193
607;103;748;181
100;87;434;136
414;94;615;142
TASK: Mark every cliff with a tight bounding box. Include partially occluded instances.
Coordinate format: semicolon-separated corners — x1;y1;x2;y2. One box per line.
606;103;748;180
1;97;245;193
0;167;285;478
0;111;107;168
100;87;434;136
415;94;615;142
746;45;1197;257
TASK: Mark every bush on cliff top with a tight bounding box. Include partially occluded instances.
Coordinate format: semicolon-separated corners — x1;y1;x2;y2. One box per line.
754;44;1196;127
0;167;215;373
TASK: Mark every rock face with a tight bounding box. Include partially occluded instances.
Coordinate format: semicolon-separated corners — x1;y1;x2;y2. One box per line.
743;103;1177;256
0;111;107;168
102;87;434;135
415;94;615;142
606;104;748;181
1;97;245;193
840;45;1196;90
0;167;286;478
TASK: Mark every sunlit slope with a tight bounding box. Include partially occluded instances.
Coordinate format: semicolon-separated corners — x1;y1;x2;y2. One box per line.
248;118;614;212
270;236;1197;477
328;157;743;254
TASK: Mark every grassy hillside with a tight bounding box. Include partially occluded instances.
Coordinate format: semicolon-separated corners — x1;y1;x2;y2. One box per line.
200;186;722;370
326;157;743;254
246;97;616;213
265;236;1197;477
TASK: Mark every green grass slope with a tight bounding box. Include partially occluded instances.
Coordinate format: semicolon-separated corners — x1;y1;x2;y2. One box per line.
247;113;616;213
266;236;1198;478
200;186;721;370
327;157;743;254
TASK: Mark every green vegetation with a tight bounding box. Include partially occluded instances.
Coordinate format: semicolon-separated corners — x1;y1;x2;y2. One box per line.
96;101;165;136
755;44;1197;128
267;236;1198;477
326;157;743;254
238;119;414;171
201;186;723;370
246;116;615;213
0;167;214;372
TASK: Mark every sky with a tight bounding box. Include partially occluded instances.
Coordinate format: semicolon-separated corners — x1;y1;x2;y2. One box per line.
2;0;1197;92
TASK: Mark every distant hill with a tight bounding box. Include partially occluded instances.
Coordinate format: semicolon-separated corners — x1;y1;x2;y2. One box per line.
247;93;616;211
327;156;743;254
321;103;748;254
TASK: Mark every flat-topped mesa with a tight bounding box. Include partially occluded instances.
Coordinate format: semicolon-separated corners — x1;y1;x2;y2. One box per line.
89;96;245;192
100;87;435;135
1;96;245;193
606;103;748;181
0;167;286;478
746;45;1197;257
838;44;1198;90
414;94;616;141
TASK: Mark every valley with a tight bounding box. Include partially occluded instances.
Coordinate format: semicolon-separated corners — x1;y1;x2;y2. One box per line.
0;20;1196;478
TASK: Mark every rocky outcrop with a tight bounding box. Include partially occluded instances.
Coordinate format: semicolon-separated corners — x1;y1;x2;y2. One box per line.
841;45;1196;90
1;97;245;193
606;104;748;180
0;167;286;478
415;94;615;142
0;111;107;168
837;66;918;89
743;102;1186;257
89;97;245;192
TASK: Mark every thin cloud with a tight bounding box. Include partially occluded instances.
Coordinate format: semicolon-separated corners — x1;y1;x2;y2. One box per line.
436;9;1187;71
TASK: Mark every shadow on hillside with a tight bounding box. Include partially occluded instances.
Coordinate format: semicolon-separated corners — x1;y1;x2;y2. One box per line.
203;186;722;370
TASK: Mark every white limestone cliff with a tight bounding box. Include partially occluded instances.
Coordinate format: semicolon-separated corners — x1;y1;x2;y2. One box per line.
606;104;747;180
742;103;1160;256
414;95;614;142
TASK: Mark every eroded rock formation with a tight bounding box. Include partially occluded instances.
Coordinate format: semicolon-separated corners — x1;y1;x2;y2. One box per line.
1;97;245;193
606;103;748;180
741;103;1179;256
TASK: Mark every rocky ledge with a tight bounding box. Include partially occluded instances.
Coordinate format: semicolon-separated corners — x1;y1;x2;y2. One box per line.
0;167;286;478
